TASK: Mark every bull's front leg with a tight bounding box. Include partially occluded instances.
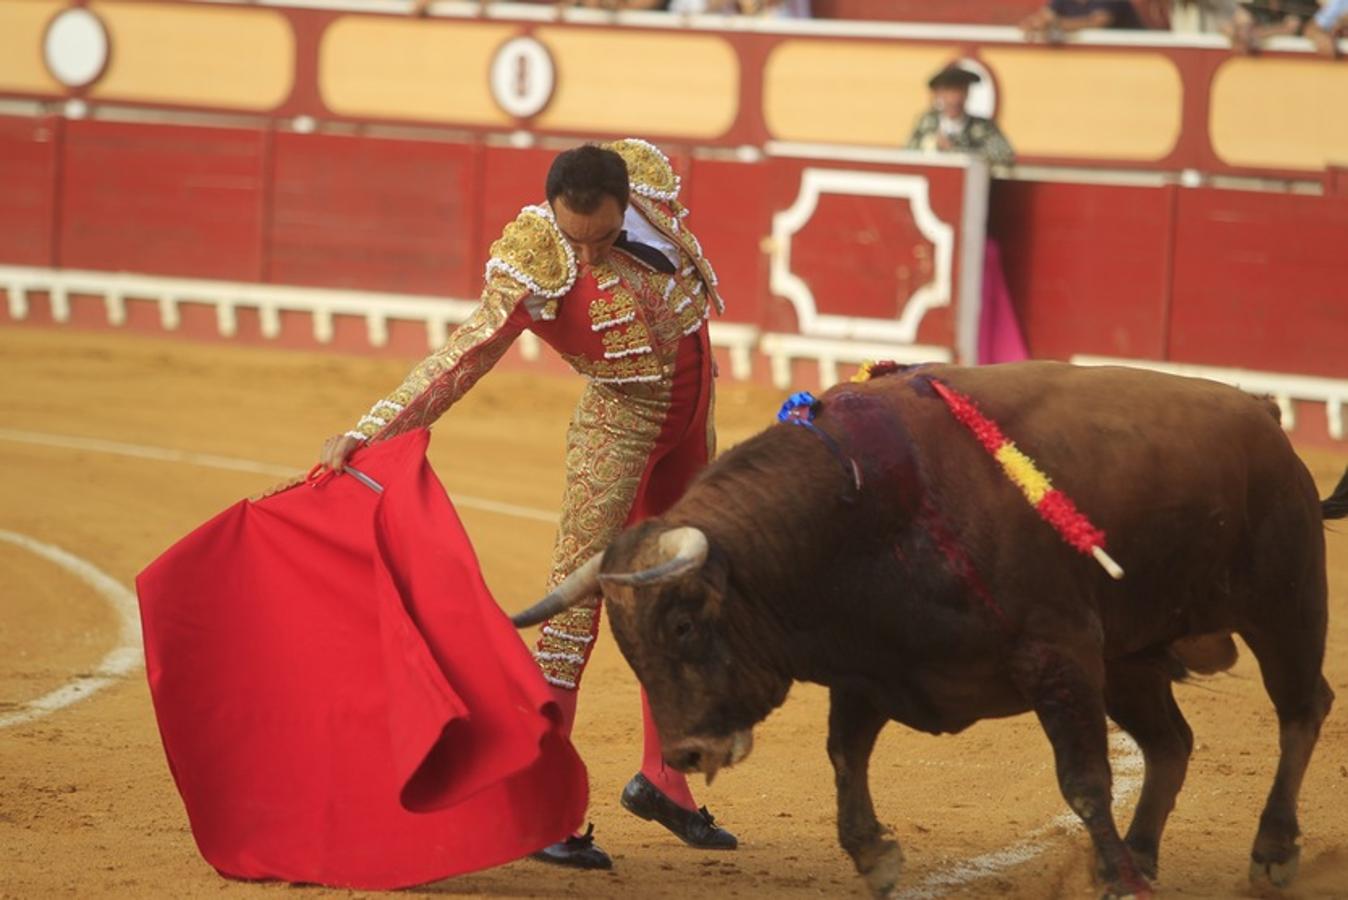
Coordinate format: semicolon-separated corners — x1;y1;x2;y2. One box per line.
1013;644;1153;899
827;686;902;898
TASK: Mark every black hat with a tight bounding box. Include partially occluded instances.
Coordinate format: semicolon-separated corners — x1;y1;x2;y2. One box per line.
928;64;980;90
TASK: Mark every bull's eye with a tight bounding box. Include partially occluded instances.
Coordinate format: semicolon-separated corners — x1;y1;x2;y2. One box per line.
674;620;693;639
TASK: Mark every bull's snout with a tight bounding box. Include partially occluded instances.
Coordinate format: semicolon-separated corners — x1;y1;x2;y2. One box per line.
664;730;755;784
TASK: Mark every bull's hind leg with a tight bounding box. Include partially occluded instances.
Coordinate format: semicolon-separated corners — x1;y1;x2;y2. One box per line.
1104;654;1194;881
827;687;902;898
1014;645;1152;899
1239;625;1335;888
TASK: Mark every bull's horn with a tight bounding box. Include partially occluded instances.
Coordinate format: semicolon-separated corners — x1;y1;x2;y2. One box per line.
510;551;603;628
599;526;708;587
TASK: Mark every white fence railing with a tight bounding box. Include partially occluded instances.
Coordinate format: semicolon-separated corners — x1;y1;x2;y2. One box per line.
0;265;770;381
3;266;1344;442
1072;354;1347;440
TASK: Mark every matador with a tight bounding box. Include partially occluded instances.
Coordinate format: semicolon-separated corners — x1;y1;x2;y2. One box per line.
321;140;737;868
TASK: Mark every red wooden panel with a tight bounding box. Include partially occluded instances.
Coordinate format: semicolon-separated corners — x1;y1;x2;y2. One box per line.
1168;188;1348;378
1326;166;1348;198
268;133;481;297
0;116;60;266
59;121;267;280
763;160;968;346
477;146;557;272
794;192;933;323
685;158;772;327
989;180;1173;361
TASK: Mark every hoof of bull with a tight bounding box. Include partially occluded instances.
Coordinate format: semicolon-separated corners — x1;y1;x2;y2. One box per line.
1098;870;1155;900
1249;845;1300;889
862;840;904;898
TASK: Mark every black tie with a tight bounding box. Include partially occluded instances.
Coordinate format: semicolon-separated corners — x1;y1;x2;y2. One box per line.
613;230;676;275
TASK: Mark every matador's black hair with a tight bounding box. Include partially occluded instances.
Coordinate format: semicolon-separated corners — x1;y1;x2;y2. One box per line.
545;145;630;214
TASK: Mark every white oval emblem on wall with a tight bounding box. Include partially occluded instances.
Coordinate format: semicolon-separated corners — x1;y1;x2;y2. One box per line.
43;8;110;89
490;36;556;120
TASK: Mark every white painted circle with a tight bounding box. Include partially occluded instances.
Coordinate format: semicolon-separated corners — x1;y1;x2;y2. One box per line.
43;8;110;89
489;36;556;120
0;529;142;729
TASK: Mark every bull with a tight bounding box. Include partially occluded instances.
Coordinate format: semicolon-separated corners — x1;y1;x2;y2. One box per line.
512;361;1348;899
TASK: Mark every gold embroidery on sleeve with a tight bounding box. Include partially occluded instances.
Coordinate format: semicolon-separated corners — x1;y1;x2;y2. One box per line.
350;271;529;441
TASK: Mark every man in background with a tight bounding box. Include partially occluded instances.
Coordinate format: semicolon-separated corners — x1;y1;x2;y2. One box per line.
906;64;1015;168
907;63;1027;365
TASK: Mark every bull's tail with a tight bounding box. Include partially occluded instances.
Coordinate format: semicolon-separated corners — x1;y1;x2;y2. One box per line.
1324;467;1348;520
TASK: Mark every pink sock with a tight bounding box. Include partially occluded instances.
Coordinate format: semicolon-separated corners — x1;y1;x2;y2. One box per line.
638;688;698;811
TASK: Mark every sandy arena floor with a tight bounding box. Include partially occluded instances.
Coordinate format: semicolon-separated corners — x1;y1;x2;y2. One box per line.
2;327;1346;900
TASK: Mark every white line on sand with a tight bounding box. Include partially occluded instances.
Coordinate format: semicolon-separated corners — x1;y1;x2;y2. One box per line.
895;730;1144;898
0;530;143;729
0;428;559;524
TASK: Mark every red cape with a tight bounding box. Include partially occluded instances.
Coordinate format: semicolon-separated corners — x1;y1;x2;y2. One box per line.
136;429;586;889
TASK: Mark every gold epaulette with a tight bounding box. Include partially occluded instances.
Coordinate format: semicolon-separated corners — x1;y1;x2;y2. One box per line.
604;138;681;203
484;204;577;300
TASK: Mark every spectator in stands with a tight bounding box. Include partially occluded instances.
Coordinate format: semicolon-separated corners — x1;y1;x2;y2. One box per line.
667;0;810;14
1020;0;1145;39
739;0;811;14
1226;1;1321;53
1307;0;1348;55
417;0;810;14
906;64;1015;167
526;0;669;8
1132;0;1174;28
1190;0;1241;29
583;0;671;8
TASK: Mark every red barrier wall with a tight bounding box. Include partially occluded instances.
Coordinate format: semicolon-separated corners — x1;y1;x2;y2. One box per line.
59;121;269;281
1168;189;1348;380
269;133;483;296
3;114;1345;392
989;180;1173;362
0;116;60;267
683;158;775;328
991;179;1348;379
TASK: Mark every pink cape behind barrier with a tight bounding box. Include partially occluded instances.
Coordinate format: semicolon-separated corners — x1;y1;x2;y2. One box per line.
979;238;1030;365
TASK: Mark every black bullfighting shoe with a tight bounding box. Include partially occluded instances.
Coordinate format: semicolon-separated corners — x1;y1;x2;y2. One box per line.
528;823;613;870
620;773;738;850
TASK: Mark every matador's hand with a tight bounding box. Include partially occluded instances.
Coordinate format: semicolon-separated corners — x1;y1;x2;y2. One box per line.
320;433;365;472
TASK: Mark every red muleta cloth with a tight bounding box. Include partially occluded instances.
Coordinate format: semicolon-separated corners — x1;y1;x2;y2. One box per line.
135;429;586;889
